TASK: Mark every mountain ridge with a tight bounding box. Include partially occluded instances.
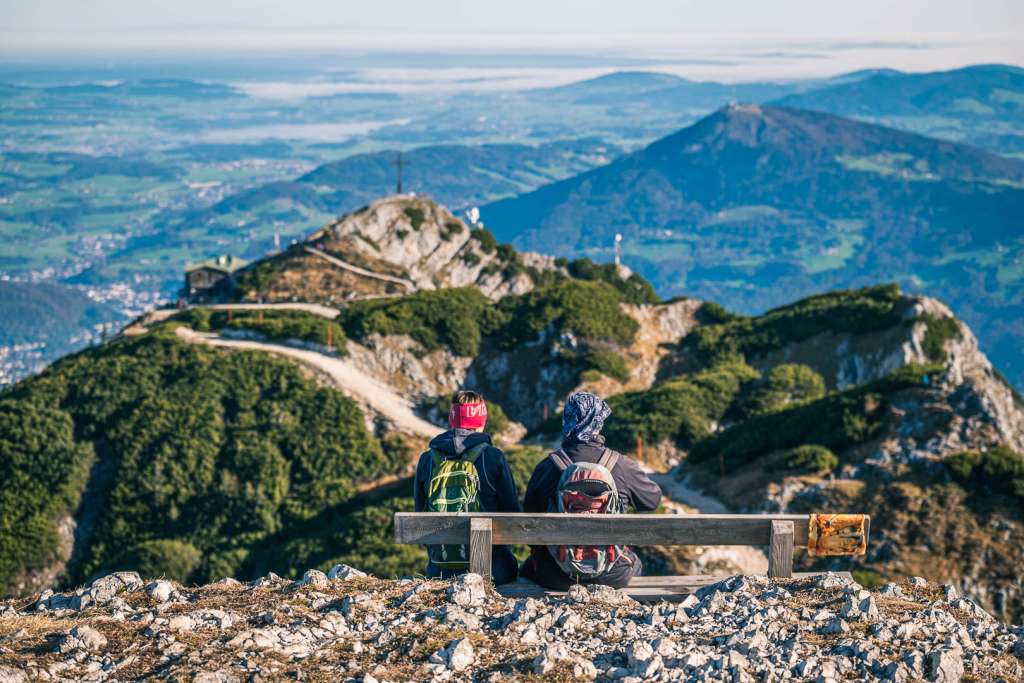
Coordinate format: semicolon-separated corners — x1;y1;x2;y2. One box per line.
479;104;1024;386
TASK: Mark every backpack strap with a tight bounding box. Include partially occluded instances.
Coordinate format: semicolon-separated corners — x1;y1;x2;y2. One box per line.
462;442;489;464
597;448;619;471
548;449;573;472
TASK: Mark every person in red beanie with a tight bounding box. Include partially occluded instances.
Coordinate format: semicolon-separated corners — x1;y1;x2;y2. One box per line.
413;390;521;583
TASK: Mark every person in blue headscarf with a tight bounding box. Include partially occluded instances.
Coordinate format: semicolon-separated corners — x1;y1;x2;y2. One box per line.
520;392;662;589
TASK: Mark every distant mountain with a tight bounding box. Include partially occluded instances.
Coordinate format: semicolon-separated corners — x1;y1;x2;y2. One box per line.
481;104;1024;384
773;64;1024;152
532;70;798;110
42;79;243;99
0;281;122;384
126;139;620;261
0;282;119;346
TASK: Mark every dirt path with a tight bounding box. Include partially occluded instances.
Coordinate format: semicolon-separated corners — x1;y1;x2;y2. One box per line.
304;246;416;291
203;302;341;318
175;326;436;438
644;467;769;574
649;472;732;514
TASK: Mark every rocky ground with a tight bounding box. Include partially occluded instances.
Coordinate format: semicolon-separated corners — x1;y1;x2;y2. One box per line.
1;568;1022;682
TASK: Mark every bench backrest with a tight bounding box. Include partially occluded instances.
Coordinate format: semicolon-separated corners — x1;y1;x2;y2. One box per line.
393;512;870;581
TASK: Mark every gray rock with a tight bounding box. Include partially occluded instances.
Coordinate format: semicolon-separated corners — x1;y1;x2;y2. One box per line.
928;647;964;682
447;573;487;607
566;584;590;604
59;625;107;653
147;580;175;603
1014;636;1024;659
532;642;597;680
167;614;193;632
818;617;850;635
815;572;854;590
327;564;367;580
89;572;143;602
878;583;907;599
882;661;911;682
446;638;475;672
0;666;26;683
626;640;655;668
534;642;572;674
296;569;329;587
910;576;929;588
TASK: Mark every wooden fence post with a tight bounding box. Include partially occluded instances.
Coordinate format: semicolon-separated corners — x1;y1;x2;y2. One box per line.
768;520;794;579
470;517;493;581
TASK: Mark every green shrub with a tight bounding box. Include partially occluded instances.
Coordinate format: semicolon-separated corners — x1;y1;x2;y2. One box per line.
354;230;380;251
0;400;93;594
946;446;1024;504
396;229;409;241
689;363;942;471
462;251;481;267
851;568;886;589
946;451;982;480
244;483;425;580
172;309;347;354
403;206;425;230
778;445;838;474
506;446;548;499
471;228;497;254
698;301;743;324
580;348;630;383
232;258;283;299
494;280;639;349
921;314;961;362
604;360;759;451
496;243;517;262
441;221;463;242
685;284;904;365
339;287;493;357
736;364;826;417
567;258;660;305
0;329;395;593
111;539;202;583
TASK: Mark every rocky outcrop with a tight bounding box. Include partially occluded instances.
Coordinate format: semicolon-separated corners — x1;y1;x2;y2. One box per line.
248;196;564;304
2;569;1021;681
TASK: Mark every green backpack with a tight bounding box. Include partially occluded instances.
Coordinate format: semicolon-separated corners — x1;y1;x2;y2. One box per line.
426;443;487;570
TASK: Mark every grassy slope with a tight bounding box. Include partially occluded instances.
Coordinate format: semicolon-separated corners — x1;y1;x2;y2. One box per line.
0;325;406;593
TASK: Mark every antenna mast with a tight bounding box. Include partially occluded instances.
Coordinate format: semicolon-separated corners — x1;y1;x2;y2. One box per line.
393;152;406;195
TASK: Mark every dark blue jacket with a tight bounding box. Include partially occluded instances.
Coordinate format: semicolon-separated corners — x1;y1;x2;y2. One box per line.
413;429;521;583
414;429;521;514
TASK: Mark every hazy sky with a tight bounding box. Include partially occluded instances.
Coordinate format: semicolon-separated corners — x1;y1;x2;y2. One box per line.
4;0;1022;43
2;0;1022;82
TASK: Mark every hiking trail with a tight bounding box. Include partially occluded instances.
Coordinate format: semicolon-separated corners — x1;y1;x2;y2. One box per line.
175;326;436;438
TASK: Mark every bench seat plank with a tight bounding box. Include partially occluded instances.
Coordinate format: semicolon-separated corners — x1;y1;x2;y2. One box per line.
394;512;815;546
495;572;852;602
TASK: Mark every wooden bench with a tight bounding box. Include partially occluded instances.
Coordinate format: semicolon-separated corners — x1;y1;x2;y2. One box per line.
394;512;870;600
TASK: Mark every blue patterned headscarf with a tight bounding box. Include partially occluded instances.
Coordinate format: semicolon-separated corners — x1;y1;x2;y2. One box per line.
561;392;611;443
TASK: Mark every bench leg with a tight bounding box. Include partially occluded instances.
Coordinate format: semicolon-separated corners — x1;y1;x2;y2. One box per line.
469;517;493;581
768;520;794;579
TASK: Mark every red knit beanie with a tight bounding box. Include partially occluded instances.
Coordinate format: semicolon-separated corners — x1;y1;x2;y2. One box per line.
449;400;488;430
